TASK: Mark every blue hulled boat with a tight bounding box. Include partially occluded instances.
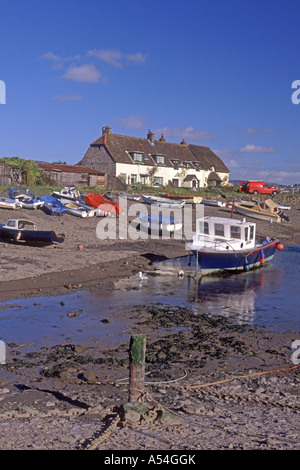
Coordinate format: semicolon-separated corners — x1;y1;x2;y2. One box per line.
40;196;67;216
8;188;44;209
0;219;65;244
186;216;284;275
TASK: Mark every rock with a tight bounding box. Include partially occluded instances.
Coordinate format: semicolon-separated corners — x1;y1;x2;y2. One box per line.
156;409;181;426
83;368;99;383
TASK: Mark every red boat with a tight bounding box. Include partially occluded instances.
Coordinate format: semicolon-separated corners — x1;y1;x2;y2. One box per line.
84;193;122;216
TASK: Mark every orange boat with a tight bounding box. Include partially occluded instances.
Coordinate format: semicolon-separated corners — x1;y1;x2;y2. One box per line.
84;193;122;216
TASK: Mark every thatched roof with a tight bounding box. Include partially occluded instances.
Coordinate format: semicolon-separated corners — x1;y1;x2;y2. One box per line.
88;131;229;173
188;144;230;173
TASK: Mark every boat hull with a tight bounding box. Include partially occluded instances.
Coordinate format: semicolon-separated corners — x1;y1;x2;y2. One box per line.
139;214;182;233
189;239;279;275
0;226;65;244
141;195;185;209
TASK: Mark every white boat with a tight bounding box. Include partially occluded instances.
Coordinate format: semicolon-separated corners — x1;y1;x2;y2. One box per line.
120;192;141;201
139;213;182;234
0;197;22;210
8;188;44;209
141;194;185;208
52;186;81;202
62;201;94;218
200;199;227;207
186;215;284;275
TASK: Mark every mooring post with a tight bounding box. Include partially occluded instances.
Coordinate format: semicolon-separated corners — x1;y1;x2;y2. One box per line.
129;334;146;402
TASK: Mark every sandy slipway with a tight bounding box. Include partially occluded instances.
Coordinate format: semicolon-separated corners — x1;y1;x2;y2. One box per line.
0;199;299;450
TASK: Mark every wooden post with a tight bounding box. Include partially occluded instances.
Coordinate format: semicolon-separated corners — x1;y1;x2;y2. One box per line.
129;334;146;402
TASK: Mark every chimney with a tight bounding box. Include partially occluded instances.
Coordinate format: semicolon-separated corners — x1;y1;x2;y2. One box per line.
159;134;166;142
147;129;154;143
102;126;112;135
180;138;187;145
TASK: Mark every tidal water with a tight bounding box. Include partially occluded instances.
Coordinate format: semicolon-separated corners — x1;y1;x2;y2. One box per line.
0;244;299;350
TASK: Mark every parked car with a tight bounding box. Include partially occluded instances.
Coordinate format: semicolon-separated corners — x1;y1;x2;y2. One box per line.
240;180;279;195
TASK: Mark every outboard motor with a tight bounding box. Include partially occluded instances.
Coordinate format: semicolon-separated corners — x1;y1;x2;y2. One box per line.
278;211;290;221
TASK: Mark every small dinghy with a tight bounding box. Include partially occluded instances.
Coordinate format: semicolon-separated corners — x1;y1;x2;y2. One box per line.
8;188;44;209
225;199;290;223
0;219;65;244
52;187;81;203
63;201;94;218
40;196;67;216
0;197;22;210
141;194;185;209
139;213;182;234
84;193;122;217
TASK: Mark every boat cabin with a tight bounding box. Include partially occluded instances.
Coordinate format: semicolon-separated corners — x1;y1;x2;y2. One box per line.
189;216;256;251
4;219;37;230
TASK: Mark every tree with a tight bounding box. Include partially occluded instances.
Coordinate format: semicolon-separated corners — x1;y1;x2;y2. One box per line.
0;157;43;185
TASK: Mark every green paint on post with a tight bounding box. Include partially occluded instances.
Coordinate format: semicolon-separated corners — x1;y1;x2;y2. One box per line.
130;334;146;366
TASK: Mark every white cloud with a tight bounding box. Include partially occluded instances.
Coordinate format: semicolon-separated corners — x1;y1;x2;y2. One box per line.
87;49;122;68
155;126;212;142
52;94;83;102
40;51;81;69
62;64;101;83
238;144;276;154
87;49;147;68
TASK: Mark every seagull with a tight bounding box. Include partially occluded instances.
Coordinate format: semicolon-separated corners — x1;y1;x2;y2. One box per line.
178;270;184;277
139;271;148;280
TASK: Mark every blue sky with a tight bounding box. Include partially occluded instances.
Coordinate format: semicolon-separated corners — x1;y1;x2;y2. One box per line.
1;0;300;184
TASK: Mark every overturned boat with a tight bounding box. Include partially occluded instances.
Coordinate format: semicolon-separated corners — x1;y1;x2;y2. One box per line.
141;194;185;208
186;215;284;275
40;196;67;216
0;219;65;244
84;193;122;217
138;213;182;235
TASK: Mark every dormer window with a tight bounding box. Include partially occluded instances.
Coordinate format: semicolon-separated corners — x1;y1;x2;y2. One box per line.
171;159;179;169
193;162;201;171
153;154;165;165
130;152;144;162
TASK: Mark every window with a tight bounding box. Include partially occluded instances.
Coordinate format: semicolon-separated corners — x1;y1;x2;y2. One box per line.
214;223;224;237
172;178;179;187
153;176;163;185
153;154;165;164
131;174;137;184
200;222;209;235
250;225;254;239
244;227;249;241
230;226;241;239
193;162;201;171
133;152;143;162
172;160;179;170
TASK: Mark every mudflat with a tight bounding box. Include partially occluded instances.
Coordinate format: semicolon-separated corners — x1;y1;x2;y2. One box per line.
0;195;299;450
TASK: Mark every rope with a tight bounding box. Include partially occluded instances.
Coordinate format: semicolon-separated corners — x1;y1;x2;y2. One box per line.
115;366;188;387
187;363;300;391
